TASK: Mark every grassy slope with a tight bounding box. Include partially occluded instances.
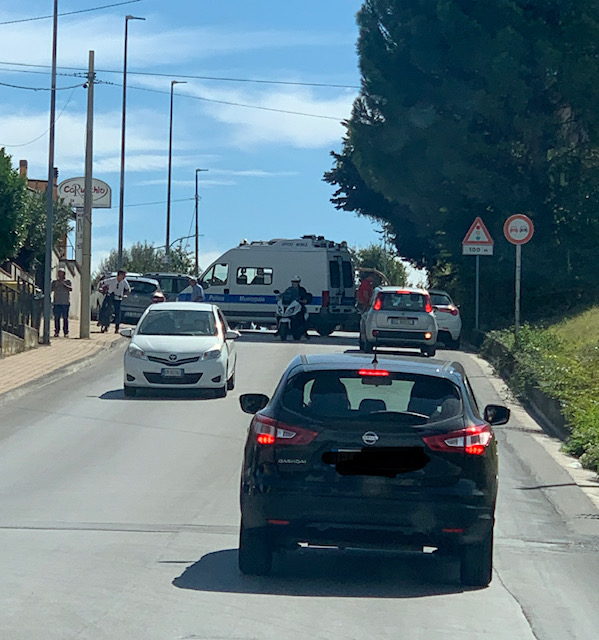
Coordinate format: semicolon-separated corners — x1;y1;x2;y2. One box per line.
481;308;599;472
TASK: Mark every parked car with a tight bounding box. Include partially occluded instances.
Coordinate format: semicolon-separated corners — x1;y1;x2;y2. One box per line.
90;272;142;320
119;277;161;324
429;289;462;350
121;301;240;397
359;286;438;356
238;353;509;585
143;273;192;302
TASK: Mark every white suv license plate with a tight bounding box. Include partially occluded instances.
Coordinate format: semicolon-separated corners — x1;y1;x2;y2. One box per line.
161;367;184;377
389;317;416;326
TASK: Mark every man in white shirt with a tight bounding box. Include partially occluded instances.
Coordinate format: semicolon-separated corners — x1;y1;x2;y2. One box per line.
104;270;131;332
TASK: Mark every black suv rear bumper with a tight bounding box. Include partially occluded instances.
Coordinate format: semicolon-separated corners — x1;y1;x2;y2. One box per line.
241;492;494;550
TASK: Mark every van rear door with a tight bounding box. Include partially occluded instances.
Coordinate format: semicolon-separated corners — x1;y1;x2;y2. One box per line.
329;255;356;306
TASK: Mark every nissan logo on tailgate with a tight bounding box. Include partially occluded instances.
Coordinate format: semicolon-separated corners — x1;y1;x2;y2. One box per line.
362;431;379;446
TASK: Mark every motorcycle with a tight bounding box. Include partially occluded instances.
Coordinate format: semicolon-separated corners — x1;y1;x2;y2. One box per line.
274;291;311;341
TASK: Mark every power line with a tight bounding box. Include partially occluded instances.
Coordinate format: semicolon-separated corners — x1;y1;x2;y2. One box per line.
0;60;360;90
100;79;346;120
0;86;78;147
0;0;142;26
106;197;195;209
0;80;85;91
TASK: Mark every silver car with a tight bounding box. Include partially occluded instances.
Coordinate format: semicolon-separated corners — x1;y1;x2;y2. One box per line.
359;286;438;356
119;277;161;324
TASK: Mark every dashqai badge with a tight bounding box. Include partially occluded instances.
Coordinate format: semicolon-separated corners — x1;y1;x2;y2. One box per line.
362;431;379;446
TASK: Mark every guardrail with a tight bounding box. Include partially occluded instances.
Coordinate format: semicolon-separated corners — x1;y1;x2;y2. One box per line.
0;279;42;338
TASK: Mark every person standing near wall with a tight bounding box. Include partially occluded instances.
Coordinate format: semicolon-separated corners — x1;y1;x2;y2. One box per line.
51;268;72;337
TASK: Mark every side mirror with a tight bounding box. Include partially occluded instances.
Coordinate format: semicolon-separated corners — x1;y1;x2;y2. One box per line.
484;404;510;426
120;327;133;338
240;393;269;414
226;329;241;340
200;281;209;289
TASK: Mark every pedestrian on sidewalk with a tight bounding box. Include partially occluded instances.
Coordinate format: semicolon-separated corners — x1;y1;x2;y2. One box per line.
103;270;131;333
51;268;72;337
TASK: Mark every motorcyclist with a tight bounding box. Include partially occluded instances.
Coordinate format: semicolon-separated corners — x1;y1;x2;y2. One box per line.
280;276;311;339
282;276;308;305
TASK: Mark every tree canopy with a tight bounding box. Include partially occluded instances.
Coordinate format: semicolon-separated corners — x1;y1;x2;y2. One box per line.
0;148;74;278
0;148;27;263
325;1;599;327
93;241;194;281
353;242;408;285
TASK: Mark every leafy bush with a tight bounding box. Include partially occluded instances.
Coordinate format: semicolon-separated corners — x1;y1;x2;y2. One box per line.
481;320;599;473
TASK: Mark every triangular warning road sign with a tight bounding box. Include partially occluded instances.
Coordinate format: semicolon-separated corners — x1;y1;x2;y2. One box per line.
462;217;494;245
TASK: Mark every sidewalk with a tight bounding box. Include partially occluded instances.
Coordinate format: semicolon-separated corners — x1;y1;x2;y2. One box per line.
0;319;124;397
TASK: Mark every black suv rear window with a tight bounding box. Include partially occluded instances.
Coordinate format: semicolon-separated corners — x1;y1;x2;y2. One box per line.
282;371;461;423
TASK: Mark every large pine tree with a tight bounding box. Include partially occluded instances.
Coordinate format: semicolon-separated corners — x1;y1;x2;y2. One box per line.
325;1;599;326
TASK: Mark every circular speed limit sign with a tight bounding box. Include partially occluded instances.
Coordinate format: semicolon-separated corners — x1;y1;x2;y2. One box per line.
504;214;534;245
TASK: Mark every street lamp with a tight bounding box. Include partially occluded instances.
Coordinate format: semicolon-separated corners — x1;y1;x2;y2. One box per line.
195;168;208;276
165;80;187;262
117;14;145;270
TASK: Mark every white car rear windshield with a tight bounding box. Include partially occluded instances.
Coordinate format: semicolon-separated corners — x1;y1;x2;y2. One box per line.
376;292;428;311
137;309;217;336
282;371;462;423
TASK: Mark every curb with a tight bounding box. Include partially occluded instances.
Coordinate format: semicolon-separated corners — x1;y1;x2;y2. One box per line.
0;337;126;408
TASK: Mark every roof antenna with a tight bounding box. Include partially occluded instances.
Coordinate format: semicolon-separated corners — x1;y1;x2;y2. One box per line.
372;343;378;365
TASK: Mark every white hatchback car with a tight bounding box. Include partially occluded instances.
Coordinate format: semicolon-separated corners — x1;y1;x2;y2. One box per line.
429;289;462;349
359;286;438;357
121;302;240;397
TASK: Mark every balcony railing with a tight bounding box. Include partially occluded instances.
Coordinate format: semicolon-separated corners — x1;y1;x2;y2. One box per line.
0;279;42;338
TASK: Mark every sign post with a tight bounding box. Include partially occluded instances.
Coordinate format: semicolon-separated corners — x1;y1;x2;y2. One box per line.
462;217;494;330
503;214;534;341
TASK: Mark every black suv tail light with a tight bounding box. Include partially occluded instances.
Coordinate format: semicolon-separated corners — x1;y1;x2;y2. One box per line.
252;414;318;446
423;424;492;455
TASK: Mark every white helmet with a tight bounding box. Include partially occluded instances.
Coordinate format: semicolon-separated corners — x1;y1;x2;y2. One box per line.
291;275;301;282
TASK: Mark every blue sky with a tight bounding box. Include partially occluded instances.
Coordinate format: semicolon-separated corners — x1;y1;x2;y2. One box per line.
0;0;386;274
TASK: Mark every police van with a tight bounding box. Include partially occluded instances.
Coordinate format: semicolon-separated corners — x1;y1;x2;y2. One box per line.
199;236;358;335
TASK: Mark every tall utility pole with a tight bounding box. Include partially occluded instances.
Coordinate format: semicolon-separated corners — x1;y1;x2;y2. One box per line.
42;0;59;345
195;168;208;276
165;80;186;264
80;51;95;339
117;14;145;270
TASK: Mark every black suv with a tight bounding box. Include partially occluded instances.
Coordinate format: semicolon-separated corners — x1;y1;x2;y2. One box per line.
238;353;509;586
143;273;191;302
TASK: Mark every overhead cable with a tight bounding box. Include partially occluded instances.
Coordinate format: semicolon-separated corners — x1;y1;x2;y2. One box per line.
0;0;142;26
0;87;78;147
0;60;359;90
99;80;346;120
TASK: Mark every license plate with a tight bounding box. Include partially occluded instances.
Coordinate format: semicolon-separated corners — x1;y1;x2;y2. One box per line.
161;368;184;377
389;317;415;326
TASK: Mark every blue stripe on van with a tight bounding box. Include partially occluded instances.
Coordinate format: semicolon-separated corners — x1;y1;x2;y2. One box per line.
204;293;326;305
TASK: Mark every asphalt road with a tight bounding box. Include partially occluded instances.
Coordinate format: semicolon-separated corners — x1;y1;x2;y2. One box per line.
1;332;598;640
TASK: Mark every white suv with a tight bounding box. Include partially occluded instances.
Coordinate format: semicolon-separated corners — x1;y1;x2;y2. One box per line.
359;287;438;357
429;289;462;350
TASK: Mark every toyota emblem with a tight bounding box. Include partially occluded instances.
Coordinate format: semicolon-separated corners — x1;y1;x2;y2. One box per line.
168;354;178;362
362;431;379;446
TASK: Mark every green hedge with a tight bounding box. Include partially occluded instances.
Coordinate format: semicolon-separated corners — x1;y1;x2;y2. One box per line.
480;323;599;473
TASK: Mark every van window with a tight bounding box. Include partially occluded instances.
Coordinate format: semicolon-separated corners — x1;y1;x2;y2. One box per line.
329;260;341;289
342;261;354;289
202;263;229;286
236;267;273;286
